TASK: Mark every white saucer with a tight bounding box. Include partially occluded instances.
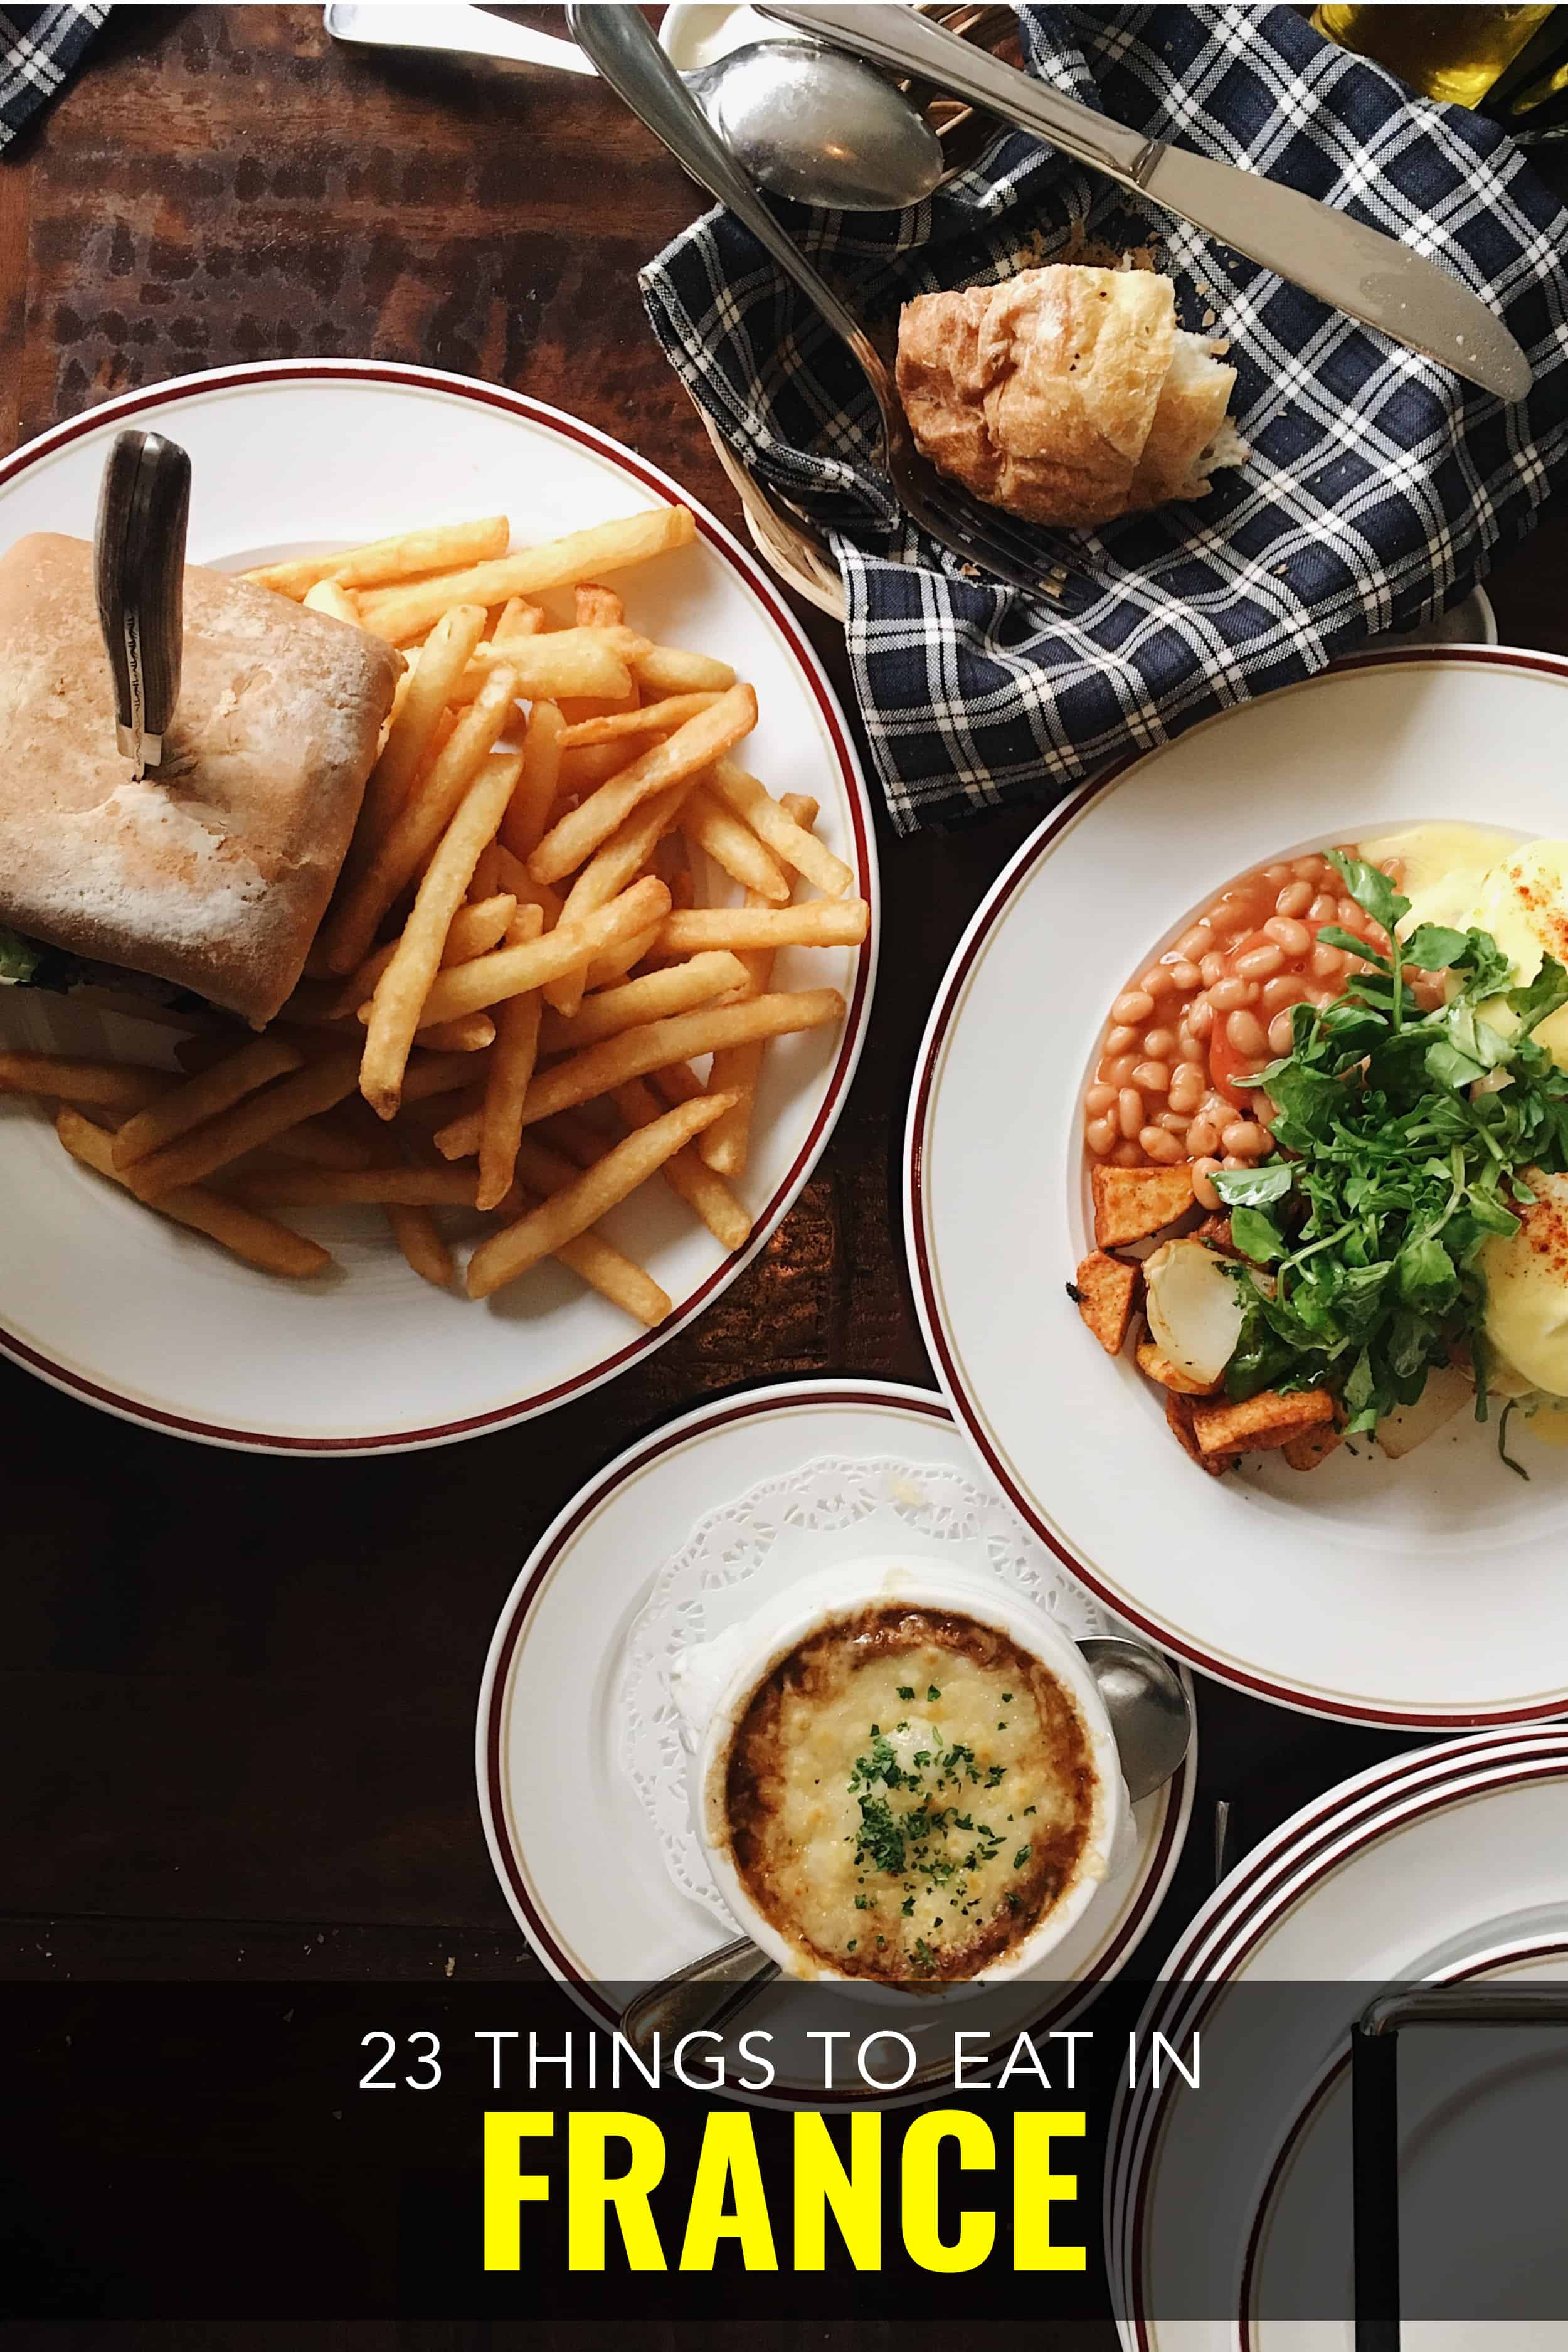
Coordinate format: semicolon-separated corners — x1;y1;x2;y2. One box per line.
477;1377;1195;2095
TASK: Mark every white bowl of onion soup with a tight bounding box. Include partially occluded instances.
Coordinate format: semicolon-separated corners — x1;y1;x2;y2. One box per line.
674;1560;1130;1987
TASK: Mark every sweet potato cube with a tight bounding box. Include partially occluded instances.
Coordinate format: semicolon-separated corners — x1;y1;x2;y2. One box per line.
1136;1338;1220;1396
1091;1162;1195;1248
1073;1251;1138;1355
1281;1421;1345;1471
1165;1388;1230;1476
1190;1385;1335;1458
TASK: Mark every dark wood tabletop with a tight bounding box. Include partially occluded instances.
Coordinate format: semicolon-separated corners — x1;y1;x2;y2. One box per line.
4;9;1567;2342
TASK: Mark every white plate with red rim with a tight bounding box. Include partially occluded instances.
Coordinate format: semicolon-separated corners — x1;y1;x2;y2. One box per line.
476;1377;1195;2097
905;650;1568;1729
1104;1722;1568;2350
0;360;877;1453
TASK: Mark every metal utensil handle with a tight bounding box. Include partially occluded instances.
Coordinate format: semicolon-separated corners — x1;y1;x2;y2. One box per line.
323;4;596;75
565;5;898;437
619;1937;781;2066
761;3;1155;186
94;428;191;773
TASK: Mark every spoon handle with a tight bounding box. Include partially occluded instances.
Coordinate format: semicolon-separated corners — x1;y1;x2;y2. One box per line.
566;5;901;442
323;3;596;76
619;1937;781;2065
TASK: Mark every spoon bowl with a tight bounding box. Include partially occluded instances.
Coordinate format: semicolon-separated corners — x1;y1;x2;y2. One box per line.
687;40;943;211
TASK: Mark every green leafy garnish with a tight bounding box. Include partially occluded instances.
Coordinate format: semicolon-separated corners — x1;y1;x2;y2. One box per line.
1205;850;1568;1439
0;926;41;985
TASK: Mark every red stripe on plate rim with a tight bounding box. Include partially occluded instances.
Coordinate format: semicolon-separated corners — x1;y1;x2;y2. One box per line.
904;645;1568;1728
0;361;877;1453
477;1376;1192;2082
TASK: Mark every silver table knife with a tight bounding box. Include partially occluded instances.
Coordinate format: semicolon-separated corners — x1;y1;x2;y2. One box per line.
763;2;1532;401
322;3;595;75
93;429;191;780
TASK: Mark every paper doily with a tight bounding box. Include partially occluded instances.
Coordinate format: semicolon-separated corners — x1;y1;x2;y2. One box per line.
617;1451;1116;1927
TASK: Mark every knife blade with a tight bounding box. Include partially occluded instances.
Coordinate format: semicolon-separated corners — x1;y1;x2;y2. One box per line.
762;3;1532;402
323;4;596;77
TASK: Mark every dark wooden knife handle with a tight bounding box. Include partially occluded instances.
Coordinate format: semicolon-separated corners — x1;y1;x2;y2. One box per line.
93;428;191;766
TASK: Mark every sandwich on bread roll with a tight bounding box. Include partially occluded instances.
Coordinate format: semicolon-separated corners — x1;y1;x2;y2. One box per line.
0;533;402;1025
896;264;1245;529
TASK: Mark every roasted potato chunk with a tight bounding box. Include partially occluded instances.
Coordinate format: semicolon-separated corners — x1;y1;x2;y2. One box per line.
1281;1421;1345;1471
1136;1338;1221;1396
1190;1385;1335;1458
1165;1388;1230;1476
1091;1162;1195;1248
1072;1250;1138;1356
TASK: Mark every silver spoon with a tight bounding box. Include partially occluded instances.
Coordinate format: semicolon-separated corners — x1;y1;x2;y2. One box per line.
620;1634;1194;2062
322;4;944;214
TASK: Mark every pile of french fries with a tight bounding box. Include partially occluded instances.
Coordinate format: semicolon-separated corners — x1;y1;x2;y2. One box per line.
1;509;869;1325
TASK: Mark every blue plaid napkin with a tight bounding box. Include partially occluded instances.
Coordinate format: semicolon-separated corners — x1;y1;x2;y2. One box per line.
642;6;1568;834
0;4;102;151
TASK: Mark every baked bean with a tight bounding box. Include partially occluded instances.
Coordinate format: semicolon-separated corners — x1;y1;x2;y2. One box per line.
1187;997;1215;1040
1140;1125;1184;1163
1187;1116;1219;1157
1176;924;1213;961
1275;879;1313;918
1170;959;1202;991
1411;974;1446;1011
1200;951;1226;987
1337;898;1365;931
1139;965;1175;998
1293;856;1327;885
1200;1089;1234;1123
1209;977;1253;1012
1170;1061;1205;1111
1105;1054;1138;1086
1380;858;1404;887
1310;943;1345;980
1157;1109;1190;1135
1118;1088;1145;1140
1086;1083;1116;1115
1104;1023;1138;1056
1222;1121;1269;1157
1263;915;1311;956
1112;1140;1142;1167
1236;943;1285;980
1261;973;1305;1013
1254;1091;1277;1125
1192;1158;1222;1211
1268;1011;1296;1056
1226;1009;1269;1057
1133;1059;1170;1093
1113;990;1155;1025
1142;1026;1177;1059
1308;893;1338;926
1086;1116;1116;1156
1222;1154;1249;1171
1262;862;1291;886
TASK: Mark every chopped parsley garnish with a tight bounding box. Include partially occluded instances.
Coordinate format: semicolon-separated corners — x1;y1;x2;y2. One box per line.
926;1685;941;1702
897;1685;915;1700
1210;852;1568;1441
1014;1845;1032;1870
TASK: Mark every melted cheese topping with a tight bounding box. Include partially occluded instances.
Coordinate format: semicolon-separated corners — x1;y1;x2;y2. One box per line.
1481;1169;1568;1399
721;1608;1096;1983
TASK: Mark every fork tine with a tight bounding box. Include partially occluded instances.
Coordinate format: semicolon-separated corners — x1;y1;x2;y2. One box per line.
896;459;1068;596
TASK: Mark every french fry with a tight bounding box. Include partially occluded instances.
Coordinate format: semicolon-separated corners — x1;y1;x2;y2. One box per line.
699;789;817;1178
583;923;662;993
323;692;522;977
244;517;510;599
543;778;694;1019
653;900;869;955
611;1077;752;1252
128;1051;363;1203
475;913;546;1214
466;1090;736;1300
360;754;524;1119
681;783;790;903
340;603;487;885
575;582;625;628
469;844;502;901
539;951;749;1054
230;1164;512;1209
491;595;544;640
514;987;844;1128
403;1051;489;1104
355;508;696;644
492;844;565;930
510;1136;671;1326
268;1116;376;1172
432;1106;481;1161
303;576;360;623
450;631;638;706
414;1014;496;1054
633;644;737;696
558;691;723;748
0;1051;171;1113
706;757;854;899
110;1035;305;1171
499;699;566;862
528;684;759;885
57;1107;330;1279
384;1205;456;1289
393;876;670;1027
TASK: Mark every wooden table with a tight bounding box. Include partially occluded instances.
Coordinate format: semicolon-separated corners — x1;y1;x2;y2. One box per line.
3;9;1565;2337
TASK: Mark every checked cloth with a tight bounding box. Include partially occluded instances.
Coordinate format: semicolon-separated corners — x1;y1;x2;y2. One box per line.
643;6;1568;834
0;4;102;151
